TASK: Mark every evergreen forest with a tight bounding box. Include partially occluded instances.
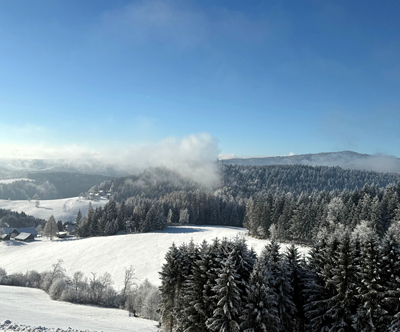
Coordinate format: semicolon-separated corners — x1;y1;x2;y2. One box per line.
76;164;400;244
159;221;400;332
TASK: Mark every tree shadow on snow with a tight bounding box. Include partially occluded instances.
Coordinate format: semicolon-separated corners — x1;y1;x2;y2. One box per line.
2;240;27;246
158;227;206;234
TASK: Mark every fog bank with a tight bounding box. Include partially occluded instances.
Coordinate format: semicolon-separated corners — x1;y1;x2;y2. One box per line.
0;133;220;188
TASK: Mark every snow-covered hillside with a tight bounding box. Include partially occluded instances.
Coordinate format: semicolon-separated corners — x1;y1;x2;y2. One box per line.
0;197;108;222
0;225;308;288
0;286;157;332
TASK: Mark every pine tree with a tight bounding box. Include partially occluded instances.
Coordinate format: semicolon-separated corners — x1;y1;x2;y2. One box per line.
352;225;387;331
43;215;58;240
75;209;82;225
324;233;358;332
380;223;400;328
260;241;296;332
181;241;209;332
240;261;279;332
159;243;181;332
285;244;307;332
206;253;242;332
304;237;332;332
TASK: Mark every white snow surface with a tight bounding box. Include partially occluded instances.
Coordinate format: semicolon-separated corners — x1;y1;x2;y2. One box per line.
0;286;158;332
0;197;108;222
0;225;309;288
0;178;34;184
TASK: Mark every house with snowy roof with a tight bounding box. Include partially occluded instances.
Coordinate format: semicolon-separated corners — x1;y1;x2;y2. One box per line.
15;232;35;241
0;233;10;241
0;227;38;238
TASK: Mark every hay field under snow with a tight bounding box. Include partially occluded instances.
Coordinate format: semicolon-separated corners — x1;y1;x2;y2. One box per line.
0;197;108;222
0;225;309;288
0;225;309;331
0;285;158;331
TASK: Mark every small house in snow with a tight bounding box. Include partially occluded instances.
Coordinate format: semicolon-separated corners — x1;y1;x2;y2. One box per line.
56;232;67;238
0;234;10;241
17;227;38;238
15;232;35;241
65;224;75;235
0;228;20;238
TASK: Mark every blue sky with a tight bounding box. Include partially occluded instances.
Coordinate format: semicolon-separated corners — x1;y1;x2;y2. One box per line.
1;0;399;159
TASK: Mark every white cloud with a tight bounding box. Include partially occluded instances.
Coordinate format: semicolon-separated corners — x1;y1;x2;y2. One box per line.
218;153;237;160
0;133;221;187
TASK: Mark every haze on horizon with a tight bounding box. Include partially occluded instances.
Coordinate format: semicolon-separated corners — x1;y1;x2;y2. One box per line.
1;0;399;160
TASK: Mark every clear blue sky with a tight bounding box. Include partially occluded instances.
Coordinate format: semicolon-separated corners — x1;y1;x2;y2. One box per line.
1;0;399;158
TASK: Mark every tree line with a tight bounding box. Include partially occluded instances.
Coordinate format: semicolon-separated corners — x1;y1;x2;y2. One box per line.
0;260;160;321
0;208;44;229
159;221;400;332
244;183;400;243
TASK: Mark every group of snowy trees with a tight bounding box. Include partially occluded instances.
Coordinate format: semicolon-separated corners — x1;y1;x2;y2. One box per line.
75;191;244;238
244;183;400;243
159;222;400;332
0;261;160;321
0;208;44;229
73;165;400;241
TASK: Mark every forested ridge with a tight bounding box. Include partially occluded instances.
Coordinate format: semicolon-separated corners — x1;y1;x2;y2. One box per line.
0;172;113;200
77;164;400;243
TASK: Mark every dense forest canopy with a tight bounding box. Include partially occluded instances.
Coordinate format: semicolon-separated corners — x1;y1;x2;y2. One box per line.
159;221;400;331
0;208;44;229
74;164;400;243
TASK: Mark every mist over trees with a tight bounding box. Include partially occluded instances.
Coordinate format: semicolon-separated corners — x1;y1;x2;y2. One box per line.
76;164;400;243
0;172;113;200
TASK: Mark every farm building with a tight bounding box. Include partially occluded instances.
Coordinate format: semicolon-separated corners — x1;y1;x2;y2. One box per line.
15;232;35;241
0;227;38;238
64;224;75;235
0;228;20;238
17;227;38;237
0;233;10;241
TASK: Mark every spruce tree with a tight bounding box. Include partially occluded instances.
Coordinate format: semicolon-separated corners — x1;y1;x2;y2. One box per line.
285;244;307;332
380;224;400;328
206;253;242;332
181;240;210;332
240;261;279;332
352;225;387;331
260;241;296;332
324;233;358;332
43;215;58;240
159;243;181;332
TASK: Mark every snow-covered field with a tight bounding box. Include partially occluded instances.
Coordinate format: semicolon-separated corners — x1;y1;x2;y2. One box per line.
0;197;108;222
0;225;308;288
0;286;158;332
0;178;34;184
0;225;309;331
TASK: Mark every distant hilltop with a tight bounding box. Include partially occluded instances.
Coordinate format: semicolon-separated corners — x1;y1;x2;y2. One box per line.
220;151;400;174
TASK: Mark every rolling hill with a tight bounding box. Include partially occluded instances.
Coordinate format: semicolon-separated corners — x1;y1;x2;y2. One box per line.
0;225;308;288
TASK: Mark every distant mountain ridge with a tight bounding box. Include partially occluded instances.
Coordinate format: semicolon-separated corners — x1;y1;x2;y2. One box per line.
220;151;400;174
0;158;128;178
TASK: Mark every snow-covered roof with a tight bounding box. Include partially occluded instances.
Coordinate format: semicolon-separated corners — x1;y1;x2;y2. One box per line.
0;233;10;241
0;227;37;237
14;232;35;241
0;228;19;236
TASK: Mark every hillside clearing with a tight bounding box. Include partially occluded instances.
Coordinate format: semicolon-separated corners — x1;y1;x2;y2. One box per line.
0;225;309;288
0;197;108;222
